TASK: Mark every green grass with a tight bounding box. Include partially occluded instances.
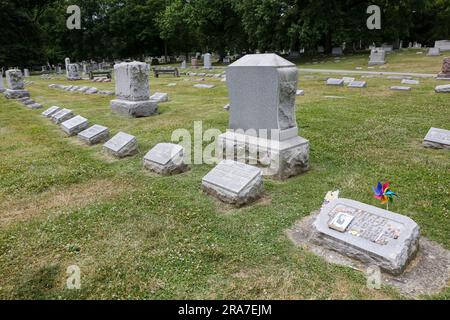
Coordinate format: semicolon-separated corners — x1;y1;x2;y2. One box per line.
0;51;449;299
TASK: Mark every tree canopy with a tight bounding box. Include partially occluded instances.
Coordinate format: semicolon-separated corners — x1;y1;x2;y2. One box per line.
1;0;449;68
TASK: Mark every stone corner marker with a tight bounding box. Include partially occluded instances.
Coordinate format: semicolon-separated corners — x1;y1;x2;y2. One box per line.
143;143;188;175
423;127;450;149
51;108;74;124
42;106;61;118
312;198;420;275
202;160;263;206
218;53;310;180
78;124;109;145
60;115;89;136
3;69;30;99
110;61;158;118
103;132;138;158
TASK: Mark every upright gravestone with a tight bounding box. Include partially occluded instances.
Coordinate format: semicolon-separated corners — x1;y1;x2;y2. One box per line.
3;69;30;99
181;60;187;69
204;53;212;69
143;143;188;175
312;198;420;275
332;47;343;56
218;53;310;179
24;69;30;77
423;127;450;149
434;40;450;52
67;64;81;80
437;57;450;79
427;48;440;56
0;72;4;93
110;61;158;117
369;48;386;65
65;58;70;77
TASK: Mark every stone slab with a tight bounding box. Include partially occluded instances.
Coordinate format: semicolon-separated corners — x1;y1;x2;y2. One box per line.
193;84;215;89
110;99;158;117
326;78;344;86
435;84;450;93
60;115;89;136
150;92;169;103
27;103;43;109
103;132;138;158
296;89;305;96
4;89;30;99
347;81;367;88
401;79;420;85
312;198;420;275
114;61;150;101
42;106;61;117
202;160;263;206
390;86;411;91
143;143;188;175
342;77;355;84
423;127;450;149
78;124;109;145
51;108;74;124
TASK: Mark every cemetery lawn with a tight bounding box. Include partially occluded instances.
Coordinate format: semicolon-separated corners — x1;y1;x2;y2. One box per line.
0;53;449;300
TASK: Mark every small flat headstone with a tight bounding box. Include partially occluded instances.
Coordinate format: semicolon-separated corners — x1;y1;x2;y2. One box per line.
296;89;305;96
167;83;177;87
342;77;355;84
22;99;35;106
78;124;109;145
348;81;367;88
27;103;43;109
223;103;230;111
312;198;420;275
435;84;450;93
143;143;188;175
52;108;74;124
60;115;89;136
103;132;138;158
42;106;61;117
390;86;411;91
326;78;344;86
194;84;215;89
401;79;420;85
150;92;169;103
85;87;98;94
423;127;450;149
202;160;263;206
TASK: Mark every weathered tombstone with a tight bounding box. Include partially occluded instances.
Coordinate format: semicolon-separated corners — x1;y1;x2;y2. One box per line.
434;40;450;52
150;92;169;103
67;64;81;80
437;57;450;79
143;143;188;175
110;61;158;117
423;127;450;149
3;69;30;99
326;78;344;86
202;160;263;206
435;84;450;93
51;108;74;124
60;115;89;136
41;106;61;118
218;53;310;179
369;48;386;65
390;86;411;91
401;79;420;85
191;58;198;67
312;198;420;275
193;84;215;89
65;57;70;78
203;53;212;69
348;81;367;88
78;124;109;145
427;48;440;56
181;60;187;69
103;132;138;158
332;47;343;56
0;72;4;93
24;69;30;77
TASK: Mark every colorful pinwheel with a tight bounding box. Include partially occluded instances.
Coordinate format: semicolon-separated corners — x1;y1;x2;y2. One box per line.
372;181;398;209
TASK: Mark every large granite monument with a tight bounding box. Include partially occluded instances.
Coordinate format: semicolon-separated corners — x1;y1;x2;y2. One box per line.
217;53;310;180
369;48;386;65
434;40;450;52
437;57;450;79
110;61;158;117
3;69;30;99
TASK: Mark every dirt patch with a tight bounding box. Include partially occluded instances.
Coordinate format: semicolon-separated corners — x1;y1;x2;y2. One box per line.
0;178;135;227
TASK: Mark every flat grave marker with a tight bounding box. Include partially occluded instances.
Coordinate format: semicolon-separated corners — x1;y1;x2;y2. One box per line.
423;127;450;149
78;124;109;145
42;106;61;118
103;132;138;158
60;115;89;136
52;108;74;124
143;143;187;175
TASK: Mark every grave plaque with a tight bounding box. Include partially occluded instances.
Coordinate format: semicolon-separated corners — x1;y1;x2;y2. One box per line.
401;79;419;85
347;81;367;88
3;69;30;99
435;84;450;93
27;103;43;109
42;106;61;118
143;143;188;175
150;92;169;103
423;127;450;149
78;124;109;145
326;78;344;86
390;86;411;91
193;84;215;89
202;160;263;206
52;108;74;124
313;198;420;275
103;132;138;158
60;115;89;136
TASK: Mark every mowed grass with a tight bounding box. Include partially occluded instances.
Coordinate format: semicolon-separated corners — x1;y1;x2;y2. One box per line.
0;53;449;300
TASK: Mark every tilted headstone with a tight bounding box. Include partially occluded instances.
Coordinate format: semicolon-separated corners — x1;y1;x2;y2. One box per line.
204;53;212;69
42;106;61;118
103;132;138;158
67;64;81;80
3;69;30;99
78;124;109;145
143;143;188;175
369;48;386;65
202;160;263;206
347;81;367;88
423;127;450;149
390;86;411;91
312;198;420;275
218;53;310;179
435;84;450;93
437;57;450;79
60;115;89;136
150;92;169;103
401;79;419;85
110;61;158;117
326;78;344;86
427;48;440;56
51;108;74;124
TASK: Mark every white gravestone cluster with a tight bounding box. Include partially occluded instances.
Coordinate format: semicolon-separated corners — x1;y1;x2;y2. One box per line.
143;143;188;175
203;53;212;69
3;69;30;99
423;127;450;149
110;61;158;117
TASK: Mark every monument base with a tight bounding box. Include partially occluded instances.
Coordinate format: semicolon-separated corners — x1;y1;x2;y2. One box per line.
218;131;310;180
368;61;385;66
110;99;158;118
4;89;30;99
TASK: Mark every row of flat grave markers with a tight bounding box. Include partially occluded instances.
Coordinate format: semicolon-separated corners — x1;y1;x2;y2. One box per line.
326;77;367;88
